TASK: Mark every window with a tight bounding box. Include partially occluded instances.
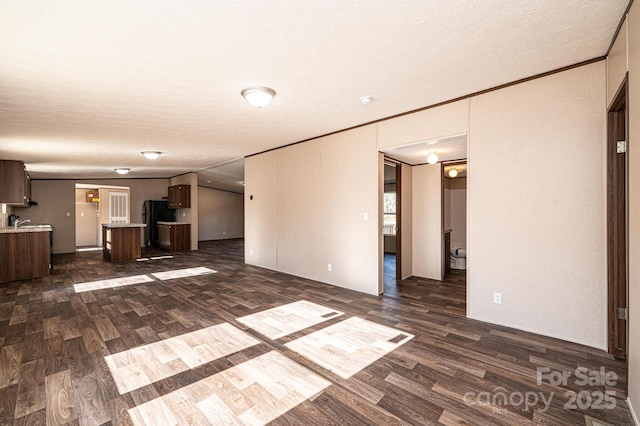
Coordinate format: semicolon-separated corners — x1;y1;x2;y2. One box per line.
383;192;396;235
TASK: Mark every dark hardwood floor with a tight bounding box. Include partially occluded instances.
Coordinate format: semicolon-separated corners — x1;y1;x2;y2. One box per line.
0;240;633;425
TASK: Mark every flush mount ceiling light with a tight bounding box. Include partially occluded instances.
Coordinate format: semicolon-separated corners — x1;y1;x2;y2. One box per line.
141;151;161;160
115;168;130;175
448;169;458;178
427;153;439;164
241;87;276;108
360;96;373;105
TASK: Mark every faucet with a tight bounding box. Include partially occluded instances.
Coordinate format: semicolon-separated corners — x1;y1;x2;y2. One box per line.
14;219;30;228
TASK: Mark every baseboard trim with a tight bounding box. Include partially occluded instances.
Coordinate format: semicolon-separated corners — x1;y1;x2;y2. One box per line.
628;397;639;426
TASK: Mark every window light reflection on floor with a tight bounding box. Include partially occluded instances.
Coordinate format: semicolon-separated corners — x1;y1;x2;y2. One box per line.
285;316;414;379
73;275;153;293
151;266;217;280
73;267;217;293
127;350;330;426
236;300;344;339
105;323;260;394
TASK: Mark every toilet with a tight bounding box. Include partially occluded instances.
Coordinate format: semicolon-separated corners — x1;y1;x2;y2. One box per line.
450;247;467;270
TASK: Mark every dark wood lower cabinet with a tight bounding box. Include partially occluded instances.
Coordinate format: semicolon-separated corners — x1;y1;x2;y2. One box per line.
158;223;191;251
102;226;142;262
0;231;51;283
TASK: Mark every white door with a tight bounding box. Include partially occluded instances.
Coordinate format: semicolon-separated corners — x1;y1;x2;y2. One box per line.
109;191;129;224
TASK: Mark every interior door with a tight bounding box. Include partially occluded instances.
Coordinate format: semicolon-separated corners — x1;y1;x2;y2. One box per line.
607;77;628;359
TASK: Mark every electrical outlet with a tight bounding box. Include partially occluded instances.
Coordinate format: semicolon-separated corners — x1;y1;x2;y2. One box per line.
249;250;253;256
493;293;502;304
363;212;368;221
328;263;332;272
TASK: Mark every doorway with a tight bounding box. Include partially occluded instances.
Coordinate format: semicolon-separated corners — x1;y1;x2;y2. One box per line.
75;187;100;250
74;183;131;251
443;161;467;280
383;161;401;291
607;77;628;359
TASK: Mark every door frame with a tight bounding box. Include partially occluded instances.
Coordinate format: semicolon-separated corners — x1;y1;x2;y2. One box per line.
607;75;628;360
382;157;403;283
395;162;402;281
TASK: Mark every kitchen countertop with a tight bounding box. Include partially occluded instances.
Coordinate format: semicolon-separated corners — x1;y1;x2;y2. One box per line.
0;225;53;233
102;223;147;228
157;221;190;225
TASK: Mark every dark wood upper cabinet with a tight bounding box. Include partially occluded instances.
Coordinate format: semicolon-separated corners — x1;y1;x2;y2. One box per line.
167;184;191;208
0;160;31;207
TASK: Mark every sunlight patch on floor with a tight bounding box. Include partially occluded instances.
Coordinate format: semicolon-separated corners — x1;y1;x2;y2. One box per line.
73;275;153;293
74;267;216;293
236;300;343;339
285;316;414;379
151;266;217;280
127;350;330;426
105;323;260;394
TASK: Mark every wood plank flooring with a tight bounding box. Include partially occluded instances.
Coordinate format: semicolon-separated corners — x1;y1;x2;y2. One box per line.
0;240;633;425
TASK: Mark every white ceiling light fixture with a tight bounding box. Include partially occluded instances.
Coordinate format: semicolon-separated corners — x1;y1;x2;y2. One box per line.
115;168;130;175
241;86;276;108
360;96;373;105
141;151;161;160
448;169;458;178
427;153;439;164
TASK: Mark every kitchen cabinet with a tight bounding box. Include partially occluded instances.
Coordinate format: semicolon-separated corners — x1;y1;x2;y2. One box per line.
158;222;191;251
0;228;52;283
102;224;146;262
167;184;190;208
0;160;31;206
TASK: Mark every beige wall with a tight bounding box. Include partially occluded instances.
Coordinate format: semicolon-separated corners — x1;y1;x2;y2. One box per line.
468;61;607;349
25;178;168;253
608;17;628;108
378;99;469;149
276;140;321;278
245;125;380;295
625;1;640;420
411;163;443;280
197;187;244;241
245;151;278;269
170;173;198;250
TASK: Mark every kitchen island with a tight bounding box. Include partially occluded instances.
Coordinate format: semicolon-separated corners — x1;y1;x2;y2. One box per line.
102;223;146;262
0;225;53;283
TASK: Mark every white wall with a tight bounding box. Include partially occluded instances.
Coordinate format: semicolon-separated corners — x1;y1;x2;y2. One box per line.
412;163;443;280
245;125;380;295
468;61;607;349
624;2;640;420
198;187;244;241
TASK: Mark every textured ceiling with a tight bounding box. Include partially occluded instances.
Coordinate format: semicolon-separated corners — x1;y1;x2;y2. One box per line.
0;1;629;193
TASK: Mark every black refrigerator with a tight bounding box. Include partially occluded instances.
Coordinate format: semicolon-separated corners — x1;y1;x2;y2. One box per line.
142;200;175;247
